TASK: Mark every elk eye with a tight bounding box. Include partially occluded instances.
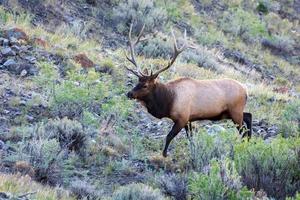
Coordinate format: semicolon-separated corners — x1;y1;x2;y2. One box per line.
143;85;147;88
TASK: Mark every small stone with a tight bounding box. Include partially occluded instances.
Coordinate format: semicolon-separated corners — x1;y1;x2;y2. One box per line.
19;100;26;106
5;28;28;41
26;115;34;122
9;37;19;46
25;56;36;64
0;140;7;150
11;45;21;52
3;59;17;67
20;69;28;77
0;37;9;46
1;47;16;56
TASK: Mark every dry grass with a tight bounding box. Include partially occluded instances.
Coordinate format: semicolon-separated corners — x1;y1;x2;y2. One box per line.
0;173;74;200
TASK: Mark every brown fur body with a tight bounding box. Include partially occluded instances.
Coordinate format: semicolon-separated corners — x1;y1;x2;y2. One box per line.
128;77;251;157
124;24;252;157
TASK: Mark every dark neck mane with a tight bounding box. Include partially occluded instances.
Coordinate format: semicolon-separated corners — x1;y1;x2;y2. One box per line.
140;83;174;119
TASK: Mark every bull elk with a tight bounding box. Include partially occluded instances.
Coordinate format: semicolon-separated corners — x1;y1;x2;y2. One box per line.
124;24;252;157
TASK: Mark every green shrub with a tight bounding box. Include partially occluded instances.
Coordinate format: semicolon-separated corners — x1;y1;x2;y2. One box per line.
9;135;64;185
158;173;188;200
279;100;300;137
112;183;165;200
265;12;293;35
44;117;87;154
136;36;172;59
256;2;269;14
188;128;237;172
111;0;167;34
189;159;253;200
70;179;103;199
261;34;295;55
219;7;267;42
181;48;219;70
51;70;110;118
234;137;300;199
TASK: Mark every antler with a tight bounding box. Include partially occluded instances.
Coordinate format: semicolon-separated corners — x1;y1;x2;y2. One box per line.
151;29;188;78
124;23;148;77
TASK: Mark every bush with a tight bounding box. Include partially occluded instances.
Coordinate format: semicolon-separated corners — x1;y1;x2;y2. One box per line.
111;0;167;34
265;12;293;35
189;159;253;200
256;2;269;14
11;136;64;186
112;183;165;200
70;179;103;199
50;70;110;118
158;173;188;200
136;36;172;59
219;7;267;42
188;128;237;172
44;118;86;154
181;48;219;70
234;137;300;199
279;100;300;137
261;34;295;55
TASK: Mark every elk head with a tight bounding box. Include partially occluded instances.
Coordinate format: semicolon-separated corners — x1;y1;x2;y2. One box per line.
125;23;188;100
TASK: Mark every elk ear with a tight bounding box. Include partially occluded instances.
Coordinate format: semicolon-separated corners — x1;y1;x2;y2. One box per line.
143;68;149;75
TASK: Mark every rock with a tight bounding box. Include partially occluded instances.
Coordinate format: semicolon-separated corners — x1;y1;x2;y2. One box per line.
24;56;36;64
1;47;16;56
0;139;6;150
74;53;95;68
3;59;17;67
11;45;21;52
0;37;9;46
0;192;10;199
5;28;28;41
20;69;28;77
9;37;20;46
4;61;38;76
86;0;97;5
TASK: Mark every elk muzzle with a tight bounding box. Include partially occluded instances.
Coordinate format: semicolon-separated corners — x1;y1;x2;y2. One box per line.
127;91;134;99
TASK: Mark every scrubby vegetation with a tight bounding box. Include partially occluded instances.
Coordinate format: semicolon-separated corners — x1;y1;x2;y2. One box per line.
0;0;299;199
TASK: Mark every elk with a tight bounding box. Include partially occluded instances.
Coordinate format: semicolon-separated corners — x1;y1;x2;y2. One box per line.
124;24;252;157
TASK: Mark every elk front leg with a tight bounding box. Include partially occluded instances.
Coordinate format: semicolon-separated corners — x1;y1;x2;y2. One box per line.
162;121;185;157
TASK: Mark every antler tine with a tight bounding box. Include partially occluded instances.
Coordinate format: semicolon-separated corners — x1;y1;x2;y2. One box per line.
152;28;188;77
125;67;140;77
124;23;150;77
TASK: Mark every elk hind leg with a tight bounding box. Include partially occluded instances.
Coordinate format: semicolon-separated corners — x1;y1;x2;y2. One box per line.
243;112;252;138
229;109;244;136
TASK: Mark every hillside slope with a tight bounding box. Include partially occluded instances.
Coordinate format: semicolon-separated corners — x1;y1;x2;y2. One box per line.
0;0;299;199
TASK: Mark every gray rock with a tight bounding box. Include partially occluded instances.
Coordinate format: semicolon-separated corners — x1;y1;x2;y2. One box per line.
3;59;17;67
25;56;36;64
0;37;9;46
0;140;6;150
11;45;21;52
1;47;16;56
9;37;20;46
20;69;28;77
19;100;27;106
26;115;34;122
0;192;10;199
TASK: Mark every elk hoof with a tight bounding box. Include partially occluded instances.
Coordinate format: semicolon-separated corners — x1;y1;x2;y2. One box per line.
162;151;168;157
